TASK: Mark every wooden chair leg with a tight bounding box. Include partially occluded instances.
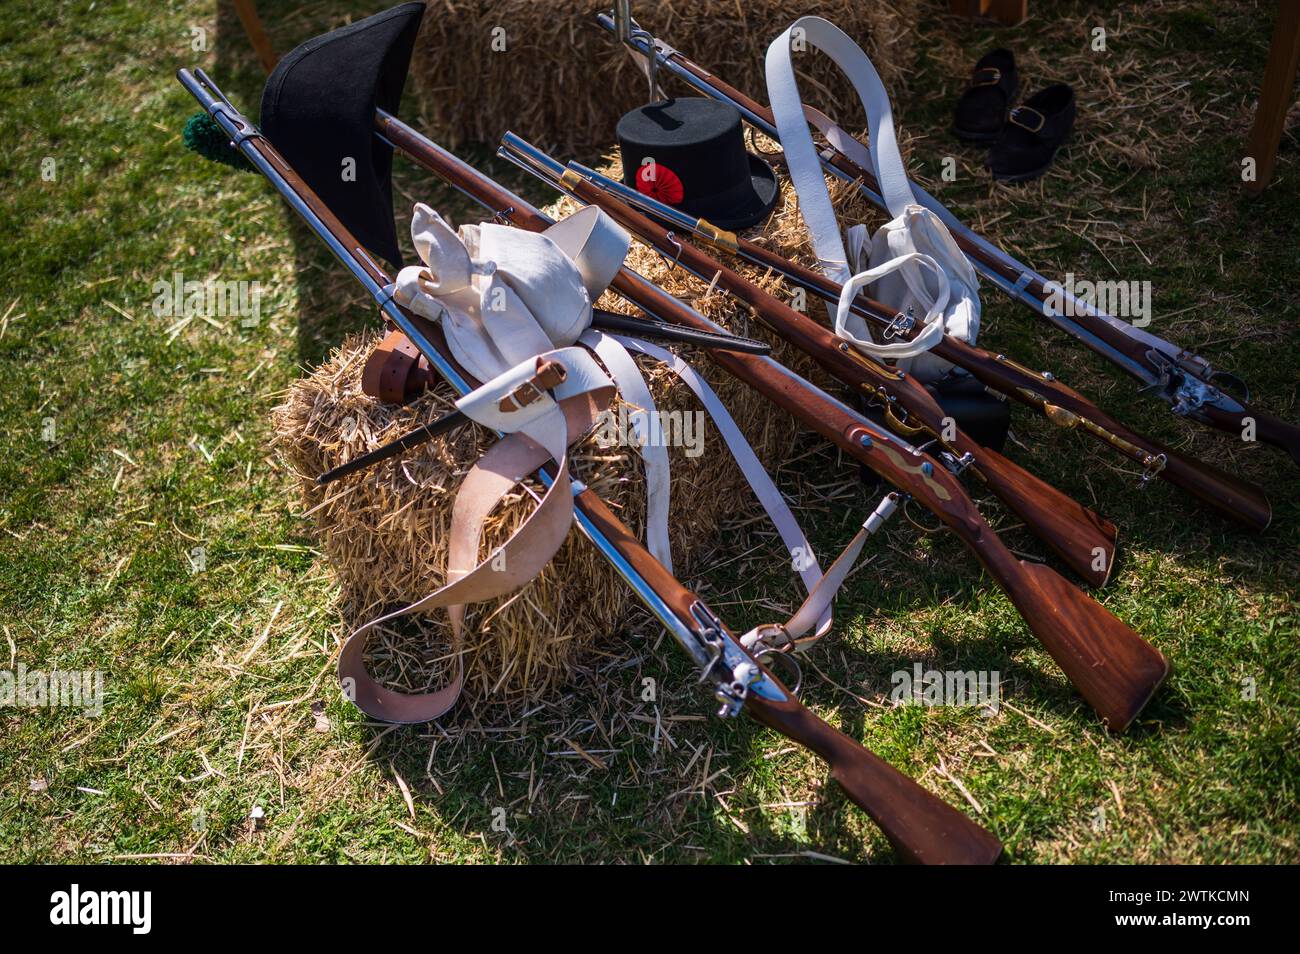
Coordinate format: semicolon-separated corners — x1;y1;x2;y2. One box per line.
233;0;278;74
1244;0;1300;195
948;0;1028;26
985;0;1028;25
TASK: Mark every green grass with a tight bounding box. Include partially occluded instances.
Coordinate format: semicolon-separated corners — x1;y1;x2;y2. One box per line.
0;0;1296;863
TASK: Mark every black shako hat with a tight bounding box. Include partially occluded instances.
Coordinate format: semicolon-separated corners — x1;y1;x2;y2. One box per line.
616;97;779;231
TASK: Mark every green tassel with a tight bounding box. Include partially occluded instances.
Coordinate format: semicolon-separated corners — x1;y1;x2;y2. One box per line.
182;112;254;173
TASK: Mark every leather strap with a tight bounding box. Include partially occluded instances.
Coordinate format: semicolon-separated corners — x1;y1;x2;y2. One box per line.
339;348;614;723
497;358;567;411
361;328;431;403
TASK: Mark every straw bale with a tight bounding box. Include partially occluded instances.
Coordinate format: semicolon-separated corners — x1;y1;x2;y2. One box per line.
409;0;918;151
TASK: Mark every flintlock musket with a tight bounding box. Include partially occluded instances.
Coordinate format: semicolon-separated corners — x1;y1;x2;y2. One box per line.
598;12;1300;470
550;154;1273;533
498;134;1119;588
371;107;1170;731
178;67;1003;865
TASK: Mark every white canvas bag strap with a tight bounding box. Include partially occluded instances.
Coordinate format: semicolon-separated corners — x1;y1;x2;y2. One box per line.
614;335;836;640
835;251;950;361
768;491;900;651
580;329;675;574
766;15;915;286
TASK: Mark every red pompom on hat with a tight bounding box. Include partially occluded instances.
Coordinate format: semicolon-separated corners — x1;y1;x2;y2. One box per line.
635;161;685;205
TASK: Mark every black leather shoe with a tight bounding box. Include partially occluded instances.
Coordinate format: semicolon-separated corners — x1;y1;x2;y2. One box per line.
988;84;1075;182
953;49;1018;142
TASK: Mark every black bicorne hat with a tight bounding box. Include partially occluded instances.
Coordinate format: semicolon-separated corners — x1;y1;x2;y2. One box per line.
260;1;426;268
616;98;779;231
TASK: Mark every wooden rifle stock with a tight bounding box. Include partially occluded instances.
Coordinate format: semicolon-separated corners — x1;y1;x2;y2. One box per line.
554;165;1119;586
1201;403;1300;468
605;270;1168;730
379;113;1169;730
184;81;1003;864
744;690;1003;863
